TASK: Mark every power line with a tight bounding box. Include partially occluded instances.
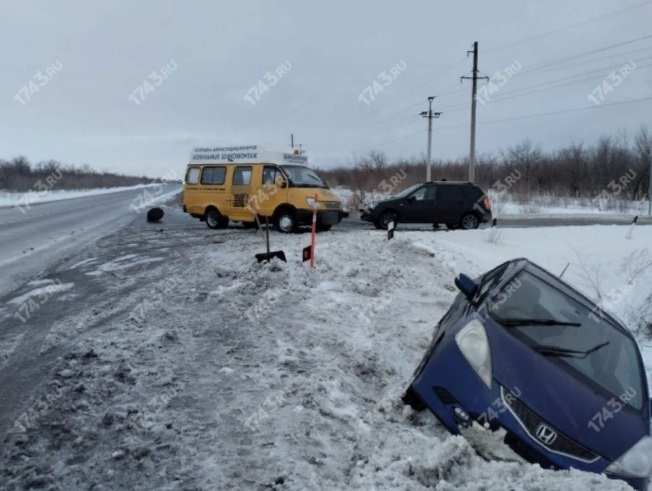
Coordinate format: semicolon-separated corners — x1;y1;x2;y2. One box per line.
483;0;652;54
518;34;652;76
438;95;652;131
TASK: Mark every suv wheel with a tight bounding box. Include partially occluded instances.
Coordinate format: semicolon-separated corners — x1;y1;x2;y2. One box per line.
460;213;479;230
379;211;397;230
274;210;296;233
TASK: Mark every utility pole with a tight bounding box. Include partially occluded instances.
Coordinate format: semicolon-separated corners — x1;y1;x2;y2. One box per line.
420;96;442;182
461;41;489;183
290;133;294;148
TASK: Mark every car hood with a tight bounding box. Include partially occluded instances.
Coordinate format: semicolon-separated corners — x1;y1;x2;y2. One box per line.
486;318;648;461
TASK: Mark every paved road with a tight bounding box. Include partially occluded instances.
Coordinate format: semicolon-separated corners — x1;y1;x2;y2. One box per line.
0;184;180;297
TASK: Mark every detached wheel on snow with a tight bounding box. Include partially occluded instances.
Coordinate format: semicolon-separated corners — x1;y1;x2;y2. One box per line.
274;210;296;233
460;213;479;230
205;208;228;229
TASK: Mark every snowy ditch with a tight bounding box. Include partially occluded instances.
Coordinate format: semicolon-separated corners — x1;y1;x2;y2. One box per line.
1;224;650;489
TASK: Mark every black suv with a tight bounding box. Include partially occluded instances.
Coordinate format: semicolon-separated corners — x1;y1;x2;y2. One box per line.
360;180;492;230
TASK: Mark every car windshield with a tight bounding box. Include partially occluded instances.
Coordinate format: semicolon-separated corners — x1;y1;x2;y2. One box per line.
281;165;327;188
488;269;645;410
395;184;422;198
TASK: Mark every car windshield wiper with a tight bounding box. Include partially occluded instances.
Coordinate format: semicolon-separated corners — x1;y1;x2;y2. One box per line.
534;341;610;359
498;317;581;327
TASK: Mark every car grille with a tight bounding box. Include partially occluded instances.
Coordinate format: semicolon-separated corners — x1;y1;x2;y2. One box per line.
320;201;341;210
501;387;600;463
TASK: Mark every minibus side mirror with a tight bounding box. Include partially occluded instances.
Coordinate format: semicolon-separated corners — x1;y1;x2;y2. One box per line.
275;176;287;188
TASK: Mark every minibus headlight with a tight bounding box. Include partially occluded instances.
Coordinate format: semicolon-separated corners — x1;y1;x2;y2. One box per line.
606;436;652;478
455;320;492;389
305;197;320;209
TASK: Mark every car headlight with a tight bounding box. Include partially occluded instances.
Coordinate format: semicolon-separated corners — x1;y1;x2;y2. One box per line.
605;436;652;478
455;319;492;388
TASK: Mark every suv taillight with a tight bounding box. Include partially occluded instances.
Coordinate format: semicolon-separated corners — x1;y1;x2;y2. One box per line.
483;196;492;210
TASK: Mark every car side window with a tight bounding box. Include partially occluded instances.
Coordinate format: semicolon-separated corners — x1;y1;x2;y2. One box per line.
186;167;200;184
201;166;226;185
262;166;279;185
410;186;431;201
233;166;252;185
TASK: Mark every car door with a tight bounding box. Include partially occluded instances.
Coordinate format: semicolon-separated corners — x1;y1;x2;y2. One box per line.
228;165;254;221
255;165;288;217
399;184;436;223
437;184;466;224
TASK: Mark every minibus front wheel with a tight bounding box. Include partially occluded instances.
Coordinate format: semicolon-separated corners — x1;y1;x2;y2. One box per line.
205;207;228;229
274;208;296;233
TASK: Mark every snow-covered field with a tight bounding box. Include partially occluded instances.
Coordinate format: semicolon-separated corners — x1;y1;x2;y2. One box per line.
1;216;650;489
490;194;649;217
0;183;174;209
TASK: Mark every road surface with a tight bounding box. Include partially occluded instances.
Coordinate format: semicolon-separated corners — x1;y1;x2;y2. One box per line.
0;184;180;297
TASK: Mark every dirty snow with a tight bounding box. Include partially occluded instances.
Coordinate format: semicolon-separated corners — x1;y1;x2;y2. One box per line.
0;216;648;490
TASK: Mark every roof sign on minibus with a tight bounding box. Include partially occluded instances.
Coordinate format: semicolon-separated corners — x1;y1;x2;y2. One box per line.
190;145;308;165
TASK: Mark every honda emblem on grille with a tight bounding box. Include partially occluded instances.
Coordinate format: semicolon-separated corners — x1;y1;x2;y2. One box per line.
535;423;558;445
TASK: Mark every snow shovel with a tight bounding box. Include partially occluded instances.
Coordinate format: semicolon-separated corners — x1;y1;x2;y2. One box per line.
255;216;286;263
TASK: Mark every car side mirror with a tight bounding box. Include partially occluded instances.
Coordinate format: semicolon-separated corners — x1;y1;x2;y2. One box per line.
455;273;479;301
275;175;287;188
406;196;416;204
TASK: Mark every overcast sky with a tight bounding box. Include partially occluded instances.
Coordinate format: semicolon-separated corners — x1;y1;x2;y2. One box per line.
2;0;651;178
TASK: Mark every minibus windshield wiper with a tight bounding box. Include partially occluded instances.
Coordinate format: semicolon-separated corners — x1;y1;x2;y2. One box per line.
533;341;610;359
498;317;581;327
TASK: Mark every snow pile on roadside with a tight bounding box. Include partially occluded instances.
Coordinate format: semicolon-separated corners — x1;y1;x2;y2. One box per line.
0;183;175;208
0;223;638;490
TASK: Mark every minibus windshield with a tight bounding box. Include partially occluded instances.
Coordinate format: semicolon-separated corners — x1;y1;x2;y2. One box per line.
281;165;328;188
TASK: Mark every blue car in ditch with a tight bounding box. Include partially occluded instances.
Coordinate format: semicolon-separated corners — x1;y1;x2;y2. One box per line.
403;258;652;490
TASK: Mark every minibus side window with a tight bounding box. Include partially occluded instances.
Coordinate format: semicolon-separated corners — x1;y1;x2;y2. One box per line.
233;166;252;185
262;166;279;185
201;166;226;185
186;167;200;184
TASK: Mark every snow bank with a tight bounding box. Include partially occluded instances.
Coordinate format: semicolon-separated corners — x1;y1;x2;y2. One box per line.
0;183;171;208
